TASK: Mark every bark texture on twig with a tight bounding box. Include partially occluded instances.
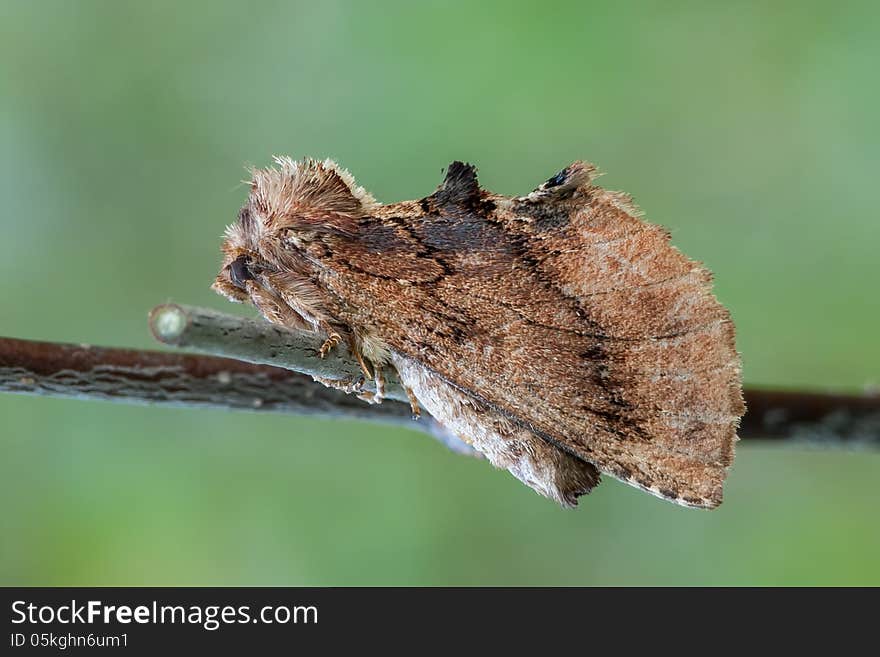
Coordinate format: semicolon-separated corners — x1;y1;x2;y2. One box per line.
0;336;391;419
149;303;407;402
741;388;880;448
1;306;879;449
0;336;475;455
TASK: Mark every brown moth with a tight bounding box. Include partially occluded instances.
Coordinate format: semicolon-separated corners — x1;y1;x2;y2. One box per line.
213;157;744;508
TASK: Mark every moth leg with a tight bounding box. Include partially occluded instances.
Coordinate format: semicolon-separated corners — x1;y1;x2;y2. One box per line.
405;386;421;420
354;364;385;405
317;324;342;359
346;335;375;380
245;284;312;332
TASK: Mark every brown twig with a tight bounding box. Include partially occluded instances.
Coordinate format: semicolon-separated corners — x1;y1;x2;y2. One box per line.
741;388;880;448
0;336;475;455
1;311;879;448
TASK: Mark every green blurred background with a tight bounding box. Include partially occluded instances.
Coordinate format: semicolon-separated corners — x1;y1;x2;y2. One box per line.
1;0;878;585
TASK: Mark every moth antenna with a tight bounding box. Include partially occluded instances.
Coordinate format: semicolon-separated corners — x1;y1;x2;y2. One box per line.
431;161;481;206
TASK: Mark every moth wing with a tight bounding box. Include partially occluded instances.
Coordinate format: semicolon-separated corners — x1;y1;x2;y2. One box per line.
357;163;743;508
393;354;601;507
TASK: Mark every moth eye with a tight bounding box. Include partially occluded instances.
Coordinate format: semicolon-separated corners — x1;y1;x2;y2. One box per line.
229;256;255;289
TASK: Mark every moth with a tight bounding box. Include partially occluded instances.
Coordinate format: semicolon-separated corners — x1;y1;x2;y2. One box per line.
213;157;744;508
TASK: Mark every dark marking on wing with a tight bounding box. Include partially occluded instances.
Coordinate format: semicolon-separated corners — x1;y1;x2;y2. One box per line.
545;167;569;188
433;161;480;207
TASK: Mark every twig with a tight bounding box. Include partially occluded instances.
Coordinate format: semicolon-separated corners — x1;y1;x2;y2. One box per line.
0;335;475;455
0;304;878;448
740;388;880;448
148;303;408;402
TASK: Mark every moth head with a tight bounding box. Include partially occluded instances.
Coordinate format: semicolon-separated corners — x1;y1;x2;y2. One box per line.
210;200;262;303
212;156;378;314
